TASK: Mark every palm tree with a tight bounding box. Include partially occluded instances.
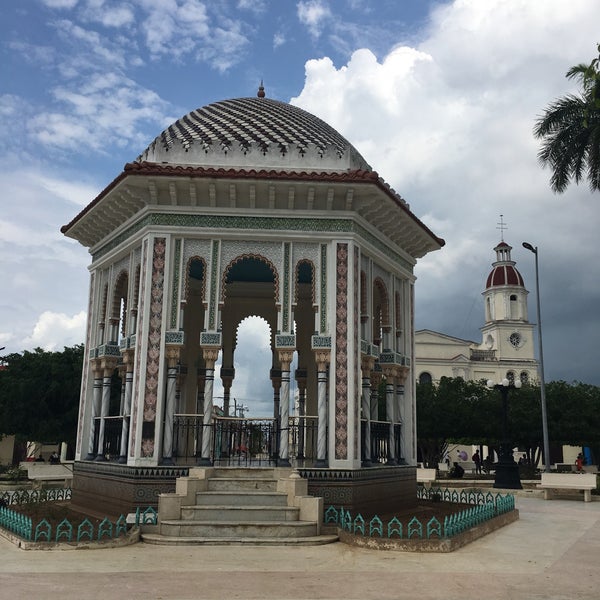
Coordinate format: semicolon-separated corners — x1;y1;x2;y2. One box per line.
534;46;600;193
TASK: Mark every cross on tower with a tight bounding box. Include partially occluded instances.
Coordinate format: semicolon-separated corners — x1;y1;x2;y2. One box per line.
496;214;508;241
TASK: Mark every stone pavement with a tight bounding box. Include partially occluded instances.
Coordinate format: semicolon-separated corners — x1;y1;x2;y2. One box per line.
0;495;598;600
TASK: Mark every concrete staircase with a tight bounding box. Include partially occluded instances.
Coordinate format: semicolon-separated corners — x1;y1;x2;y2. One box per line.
141;467;338;546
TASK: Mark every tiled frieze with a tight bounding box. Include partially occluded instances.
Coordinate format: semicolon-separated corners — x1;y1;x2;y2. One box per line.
92;213;413;273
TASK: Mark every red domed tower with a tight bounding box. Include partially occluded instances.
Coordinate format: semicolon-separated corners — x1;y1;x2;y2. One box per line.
479;238;535;368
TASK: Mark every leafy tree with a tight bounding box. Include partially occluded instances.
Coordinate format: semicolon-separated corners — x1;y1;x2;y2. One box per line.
0;346;84;449
534;44;600;193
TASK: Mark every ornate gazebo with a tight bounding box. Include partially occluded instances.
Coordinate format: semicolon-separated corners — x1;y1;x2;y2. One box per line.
62;88;444;516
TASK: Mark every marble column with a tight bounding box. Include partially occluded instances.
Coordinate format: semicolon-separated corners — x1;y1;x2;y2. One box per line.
161;346;180;465
199;347;219;466
95;357;117;461
118;350;134;463
86;360;103;460
270;369;281;460
277;350;294;467
382;367;397;466
361;355;375;467
314;350;330;467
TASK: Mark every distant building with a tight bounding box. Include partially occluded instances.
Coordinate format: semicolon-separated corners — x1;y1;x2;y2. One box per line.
415;240;538;385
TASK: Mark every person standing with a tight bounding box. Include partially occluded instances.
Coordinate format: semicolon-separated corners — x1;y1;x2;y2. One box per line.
472;450;482;475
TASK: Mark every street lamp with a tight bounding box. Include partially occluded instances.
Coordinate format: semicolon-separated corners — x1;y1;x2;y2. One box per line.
487;378;523;489
522;242;551;473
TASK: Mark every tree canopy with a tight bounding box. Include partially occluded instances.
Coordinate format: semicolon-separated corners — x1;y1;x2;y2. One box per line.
417;377;600;468
0;345;84;445
534;43;600;193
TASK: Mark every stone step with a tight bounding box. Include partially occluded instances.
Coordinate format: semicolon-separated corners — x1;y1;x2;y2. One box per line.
195;490;288;506
181;504;300;522
141;533;339;546
159;519;318;538
207;477;278;492
210;467;282;479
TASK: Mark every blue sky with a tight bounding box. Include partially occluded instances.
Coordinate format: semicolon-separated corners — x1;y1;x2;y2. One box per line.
1;0;600;411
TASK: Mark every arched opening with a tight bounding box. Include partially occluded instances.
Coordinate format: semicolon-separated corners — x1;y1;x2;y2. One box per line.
419;372;433;385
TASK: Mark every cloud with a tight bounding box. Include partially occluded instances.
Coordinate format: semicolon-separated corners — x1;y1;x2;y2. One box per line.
273;32;286;49
41;0;79;8
23;311;87;351
297;0;331;38
291;0;600;383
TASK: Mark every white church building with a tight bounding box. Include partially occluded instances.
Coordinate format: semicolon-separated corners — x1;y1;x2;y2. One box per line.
415;239;539;386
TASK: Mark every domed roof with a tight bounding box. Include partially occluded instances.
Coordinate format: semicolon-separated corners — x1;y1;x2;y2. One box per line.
485;241;525;288
137;96;372;173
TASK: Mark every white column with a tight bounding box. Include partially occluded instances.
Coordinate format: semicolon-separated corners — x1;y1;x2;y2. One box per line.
86;363;103;460
277;350;294;467
118;365;133;463
95;359;117;461
314;350;330;467
199;347;219;466
385;377;397;465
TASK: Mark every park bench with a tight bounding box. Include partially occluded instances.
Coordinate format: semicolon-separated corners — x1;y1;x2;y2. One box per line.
22;463;73;489
538;472;597;502
417;468;437;489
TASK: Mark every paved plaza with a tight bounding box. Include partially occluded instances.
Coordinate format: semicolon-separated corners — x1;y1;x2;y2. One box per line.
0;494;598;600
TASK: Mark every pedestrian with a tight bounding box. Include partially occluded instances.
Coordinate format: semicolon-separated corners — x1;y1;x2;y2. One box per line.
576;452;585;472
472;450;482;475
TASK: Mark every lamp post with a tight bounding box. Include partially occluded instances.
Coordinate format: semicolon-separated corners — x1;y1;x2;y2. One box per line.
522;242;551;473
487;378;523;489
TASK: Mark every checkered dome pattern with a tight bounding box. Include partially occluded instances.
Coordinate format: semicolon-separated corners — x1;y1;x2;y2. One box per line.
137;97;371;171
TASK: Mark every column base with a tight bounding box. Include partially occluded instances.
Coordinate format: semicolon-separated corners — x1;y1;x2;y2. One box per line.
94;454;107;462
197;457;213;467
118;455;127;464
160;457;175;466
84;453;96;461
314;459;328;468
361;459;373;467
277;458;291;467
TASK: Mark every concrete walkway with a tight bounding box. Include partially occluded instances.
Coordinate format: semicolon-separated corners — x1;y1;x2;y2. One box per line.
0;495;598;599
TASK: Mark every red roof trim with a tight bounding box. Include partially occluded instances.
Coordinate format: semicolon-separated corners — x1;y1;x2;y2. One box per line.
61;162;445;247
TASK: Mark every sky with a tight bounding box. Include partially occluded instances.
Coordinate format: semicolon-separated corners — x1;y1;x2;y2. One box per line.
1;0;599;417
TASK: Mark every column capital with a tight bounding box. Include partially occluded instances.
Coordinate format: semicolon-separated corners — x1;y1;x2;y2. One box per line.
313;349;331;371
277;349;295;371
202;347;220;369
361;354;376;373
165;345;181;368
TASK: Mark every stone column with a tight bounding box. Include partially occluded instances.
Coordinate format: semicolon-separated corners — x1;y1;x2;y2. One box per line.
314;350;330;467
95;357;118;461
295;369;307;460
396;382;406;465
161;346;180;465
361;355;375;467
370;371;381;422
118;349;134;463
382;366;397;466
277;350;294;467
86;360;103;460
198;347;219;466
270;369;281;460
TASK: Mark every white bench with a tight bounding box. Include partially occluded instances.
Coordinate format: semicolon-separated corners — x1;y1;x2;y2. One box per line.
417;468;437;489
538;472;597;502
22;463;73;489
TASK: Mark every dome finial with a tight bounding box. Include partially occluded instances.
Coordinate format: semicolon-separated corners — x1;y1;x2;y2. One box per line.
257;80;265;98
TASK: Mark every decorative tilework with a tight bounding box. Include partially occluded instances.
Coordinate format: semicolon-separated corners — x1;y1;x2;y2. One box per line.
165;330;185;344
311;335;332;349
92;213;414;274
320;244;327;333
275;334;296;348
130;239;148;457
170;238;181;329
209;240;219;330
283;242;290;331
200;332;222;346
335;243;348;460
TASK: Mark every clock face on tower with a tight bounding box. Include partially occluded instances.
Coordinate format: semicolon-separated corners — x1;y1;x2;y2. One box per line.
509;332;522;348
